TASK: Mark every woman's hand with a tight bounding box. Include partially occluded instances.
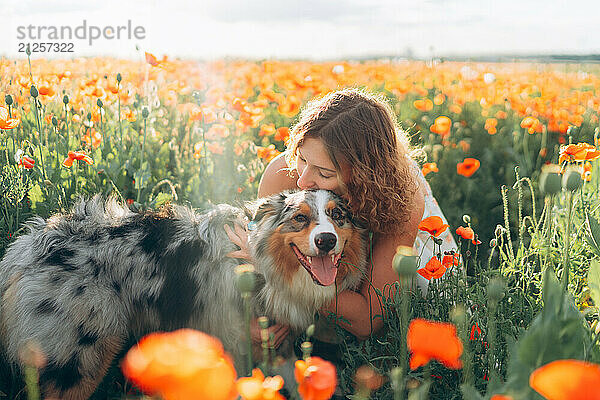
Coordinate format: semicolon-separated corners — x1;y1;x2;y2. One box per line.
224;223;251;260
250;319;290;348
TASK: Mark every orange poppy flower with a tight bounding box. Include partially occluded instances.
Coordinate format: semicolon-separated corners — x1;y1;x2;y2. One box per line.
62;151;93;167
529;359;600;400
145;52;160;67
417;256;447;280
259;123;276;137
559;143;600;164
485;118;498;135
433;93;445;105
237;368;285;400
38;81;56;97
418;216;449;237
457;158;480;177
521;116;541;134
414;99;433;112
294;356;337;400
456;226;475;240
122;329;237;400
422;162;438;176
490;395;513;400
274;127;290;142
206;124;230;140
278;95;301;118
257;144;281;163
407;319;463;370
442;253;460;269
582;161;593;182
0;106;21;130
430;116;452;137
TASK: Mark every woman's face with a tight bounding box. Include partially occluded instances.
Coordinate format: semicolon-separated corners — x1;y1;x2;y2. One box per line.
296;137;348;196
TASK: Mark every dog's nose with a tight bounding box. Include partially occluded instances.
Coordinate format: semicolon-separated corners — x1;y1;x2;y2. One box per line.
315;233;337;253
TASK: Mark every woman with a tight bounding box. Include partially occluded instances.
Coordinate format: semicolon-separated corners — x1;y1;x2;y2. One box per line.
226;87;456;348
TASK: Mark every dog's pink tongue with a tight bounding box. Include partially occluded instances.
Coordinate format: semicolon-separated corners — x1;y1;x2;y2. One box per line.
312;256;337;286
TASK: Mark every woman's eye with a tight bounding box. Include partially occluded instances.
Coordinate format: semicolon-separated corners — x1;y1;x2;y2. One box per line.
294;214;308;223
319;171;334;179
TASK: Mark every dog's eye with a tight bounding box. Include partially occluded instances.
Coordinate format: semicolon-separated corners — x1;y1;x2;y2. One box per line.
294;214;308;223
331;208;344;220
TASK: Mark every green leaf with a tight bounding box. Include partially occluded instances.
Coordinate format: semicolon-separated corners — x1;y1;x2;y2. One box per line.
28;183;44;209
585;210;600;258
588;259;600;307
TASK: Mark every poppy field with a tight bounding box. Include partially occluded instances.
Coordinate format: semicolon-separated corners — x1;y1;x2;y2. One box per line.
1;54;600;399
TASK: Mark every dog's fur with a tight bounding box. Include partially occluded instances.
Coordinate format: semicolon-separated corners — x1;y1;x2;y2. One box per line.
0;189;368;399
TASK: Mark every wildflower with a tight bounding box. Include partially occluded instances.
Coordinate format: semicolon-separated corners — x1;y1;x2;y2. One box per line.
559;143;600;164
520;116;542;134
469;323;482;341
237;368;285;400
122;329;237;400
418;216;449;237
206;124;230;140
407;319;463;370
441;252;460;269
145;52;161;67
277;95;300;118
62;151;93;167
490;396;513;400
485;118;498;135
257;144;281;163
259;123;276;137
457;158;480;177
0;106;20;129
413;99;433;112
456;226;475;240
430;116;452;137
433;93;445;105
274;127;290;142
19;155;35;169
417;256;447;280
294;356;337;400
529;359;600;400
422;162;438;176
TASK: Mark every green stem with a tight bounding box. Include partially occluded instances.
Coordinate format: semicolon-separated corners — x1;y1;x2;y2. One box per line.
562;191;574;291
243;292;253;376
136;118;148;203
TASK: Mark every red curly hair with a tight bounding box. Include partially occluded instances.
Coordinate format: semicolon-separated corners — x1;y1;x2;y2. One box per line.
285;87;420;236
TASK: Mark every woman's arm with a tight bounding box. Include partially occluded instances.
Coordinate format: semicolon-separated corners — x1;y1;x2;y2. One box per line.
322;184;425;339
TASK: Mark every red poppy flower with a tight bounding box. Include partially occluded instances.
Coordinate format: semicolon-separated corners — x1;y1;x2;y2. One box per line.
417;256;447;280
529;359;600;400
442;253;460;269
559;143;600;164
456;226;475;240
18;155;35;169
407;319;463;370
457;158;480;177
469;323;482;341
418;216;449;237
62;151;93;167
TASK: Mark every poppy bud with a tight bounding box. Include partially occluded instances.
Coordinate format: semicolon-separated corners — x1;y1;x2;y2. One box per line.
562;169;582;192
257;316;269;330
26;44;31;56
235;264;256;294
539;172;562;195
87;112;92;121
142;107;149;119
392;246;417;278
301;341;313;358
489;238;497;248
63;95;69;105
5;94;13;106
487;278;505;305
97;99;103;108
117;73;122;83
51;116;58;127
462;214;471;224
303;324;314;339
30;85;38;98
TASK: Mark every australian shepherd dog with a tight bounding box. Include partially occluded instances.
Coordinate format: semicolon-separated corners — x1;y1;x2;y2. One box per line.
0;189;368;399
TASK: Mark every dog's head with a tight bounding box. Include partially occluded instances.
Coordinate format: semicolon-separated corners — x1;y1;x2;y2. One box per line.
247;190;368;289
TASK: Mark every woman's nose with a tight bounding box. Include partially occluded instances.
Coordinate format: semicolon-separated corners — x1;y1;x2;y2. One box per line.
297;167;315;189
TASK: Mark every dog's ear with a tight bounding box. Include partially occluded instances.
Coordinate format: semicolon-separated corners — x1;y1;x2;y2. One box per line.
247;192;289;222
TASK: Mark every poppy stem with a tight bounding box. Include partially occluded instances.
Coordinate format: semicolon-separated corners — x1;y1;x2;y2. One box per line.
561;190;574;291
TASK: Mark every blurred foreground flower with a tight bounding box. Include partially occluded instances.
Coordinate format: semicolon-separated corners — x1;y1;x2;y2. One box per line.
407;319;463;370
295;356;337;400
529;359;600;400
122;329;237;400
237;368;285;400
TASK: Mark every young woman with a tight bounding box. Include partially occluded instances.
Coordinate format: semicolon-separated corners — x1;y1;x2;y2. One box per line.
225;87;456;348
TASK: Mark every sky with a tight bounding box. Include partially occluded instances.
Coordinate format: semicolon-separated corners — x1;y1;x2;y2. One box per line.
2;0;599;60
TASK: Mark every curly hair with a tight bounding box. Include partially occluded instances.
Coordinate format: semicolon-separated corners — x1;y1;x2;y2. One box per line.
285;87;421;236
